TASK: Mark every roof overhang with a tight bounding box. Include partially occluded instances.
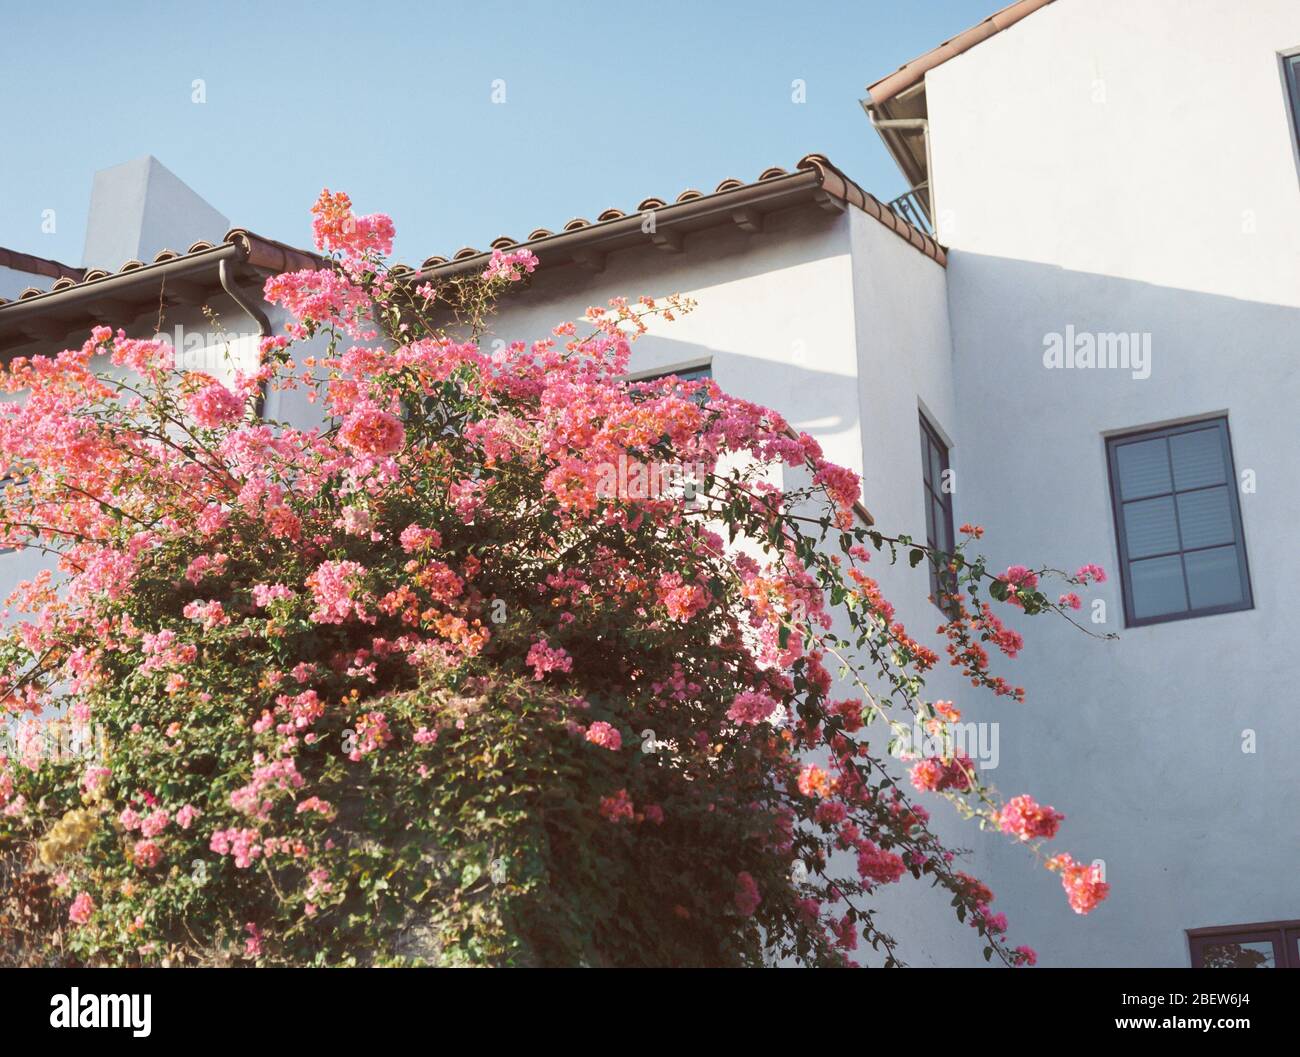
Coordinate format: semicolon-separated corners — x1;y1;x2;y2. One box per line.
862;0;1057;199
0;231;322;352
414;154;945;283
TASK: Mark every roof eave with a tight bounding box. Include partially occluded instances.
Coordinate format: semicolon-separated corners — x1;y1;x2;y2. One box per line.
418;156;945;283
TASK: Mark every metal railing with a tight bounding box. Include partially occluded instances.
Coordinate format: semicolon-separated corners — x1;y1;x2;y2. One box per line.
887;186;932;236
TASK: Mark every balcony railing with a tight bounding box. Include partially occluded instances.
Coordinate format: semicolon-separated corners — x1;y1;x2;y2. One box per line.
887;186;932;236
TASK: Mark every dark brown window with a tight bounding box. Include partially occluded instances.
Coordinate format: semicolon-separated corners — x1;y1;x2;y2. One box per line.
1188;920;1300;968
1105;417;1252;627
919;414;956;610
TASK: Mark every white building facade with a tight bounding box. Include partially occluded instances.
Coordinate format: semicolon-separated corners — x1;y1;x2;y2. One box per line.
0;0;1296;968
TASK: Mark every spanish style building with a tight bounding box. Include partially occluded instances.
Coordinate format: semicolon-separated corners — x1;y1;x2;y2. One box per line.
2;0;1297;967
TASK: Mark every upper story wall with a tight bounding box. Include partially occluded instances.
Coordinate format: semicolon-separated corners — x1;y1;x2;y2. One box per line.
479;201;867;485
926;0;1300;307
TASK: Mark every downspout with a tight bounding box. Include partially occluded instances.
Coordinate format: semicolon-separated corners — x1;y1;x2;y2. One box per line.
217;258;271;337
217;258;272;417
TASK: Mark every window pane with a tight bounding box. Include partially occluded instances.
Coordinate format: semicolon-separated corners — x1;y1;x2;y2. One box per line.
928;438;943;489
674;365;712;382
1200;940;1276;968
1176;487;1234;550
933;496;950;552
1170;428;1226;491
1129;555;1187;618
1184;546;1244;610
1123;495;1180;558
924;489;937;546
1115;437;1171;499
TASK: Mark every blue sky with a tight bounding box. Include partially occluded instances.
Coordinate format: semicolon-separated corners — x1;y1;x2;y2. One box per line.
1;0;994;267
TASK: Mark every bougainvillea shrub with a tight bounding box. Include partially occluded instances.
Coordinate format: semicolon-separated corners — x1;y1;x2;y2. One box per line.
0;191;1109;966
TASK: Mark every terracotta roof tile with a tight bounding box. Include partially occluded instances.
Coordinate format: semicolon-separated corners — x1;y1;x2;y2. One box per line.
418;154;945;279
0;246;85;284
0;229;324;318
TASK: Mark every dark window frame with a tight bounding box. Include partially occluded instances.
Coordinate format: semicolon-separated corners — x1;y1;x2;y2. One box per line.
1105;416;1253;628
622;359;712;385
1188;919;1300;968
919;413;957;612
1285;53;1300;153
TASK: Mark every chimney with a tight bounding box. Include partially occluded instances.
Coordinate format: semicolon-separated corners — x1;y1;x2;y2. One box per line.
81;156;230;270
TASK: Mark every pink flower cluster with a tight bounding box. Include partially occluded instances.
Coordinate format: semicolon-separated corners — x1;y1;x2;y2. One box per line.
584;721;622;751
599;788;634;823
132;839;163;869
210;827;263;868
908;753;975;794
311;189;395;259
338;405;405;457
1075;563;1107;584
399;523;442;553
185;380;244;429
1048;854;1110;915
481;248;539;283
306;560;371;624
525;637;573;681
68;891;94;925
727;690;778;726
998;795;1064;842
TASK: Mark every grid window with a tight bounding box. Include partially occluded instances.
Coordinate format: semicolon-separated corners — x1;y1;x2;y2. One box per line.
1106;417;1252;627
1188;921;1300;968
919;414;956;609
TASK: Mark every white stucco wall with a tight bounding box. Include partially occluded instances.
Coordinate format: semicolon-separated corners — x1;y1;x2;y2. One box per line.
919;0;1300;966
81;157;231;272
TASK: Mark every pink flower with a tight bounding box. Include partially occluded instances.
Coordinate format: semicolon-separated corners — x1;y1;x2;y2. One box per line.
80;766;111;797
185;380;244;429
1047;853;1110;915
175;804;201;830
132;839;163;869
584;721;622;751
1013;945;1038;967
338;405;405;457
1058;592;1082;610
908;753;975;794
1075;563;1107;584
210;827;263;868
481;248;538;282
399;524;442;553
252;583;294;608
998;795;1064;841
311;189;395;258
734;871;761;916
797;764;833;799
68;891;94;925
295;796;337;820
727;690;778;726
999;565;1039;591
347;711;392;761
306;560;371;624
599;789;634;823
525;637;573;681
140;809;170;838
855;840;907;886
